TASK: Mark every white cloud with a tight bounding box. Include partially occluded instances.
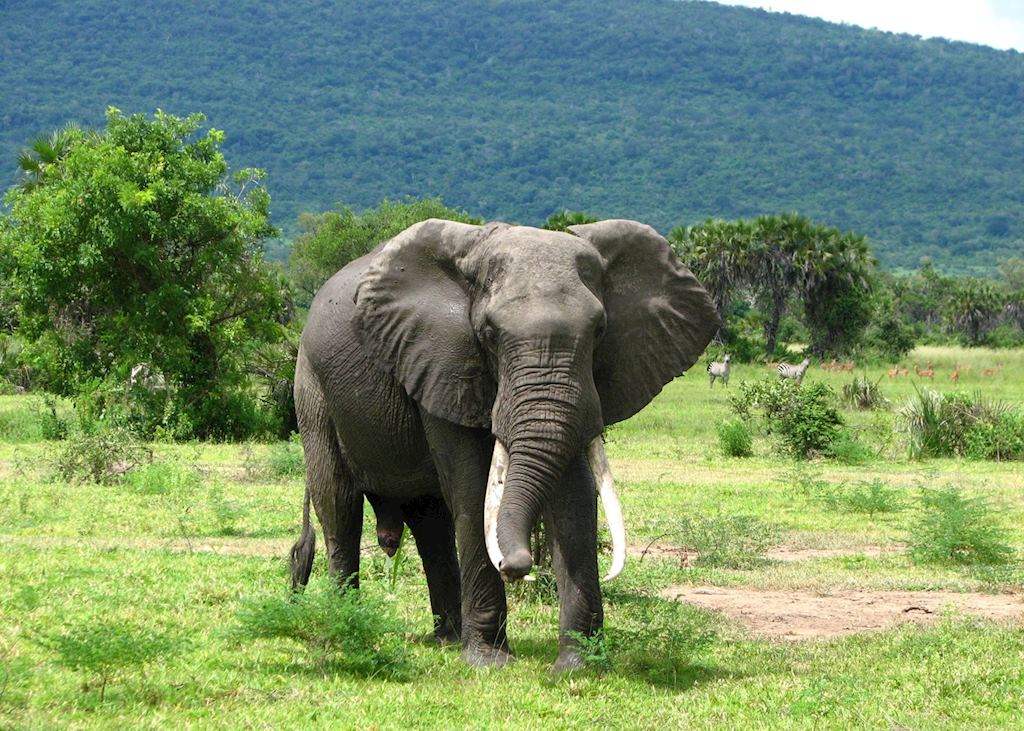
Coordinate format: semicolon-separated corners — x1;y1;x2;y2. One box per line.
721;0;1024;51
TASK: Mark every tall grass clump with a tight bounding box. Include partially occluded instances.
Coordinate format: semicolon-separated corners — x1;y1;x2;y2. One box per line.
908;485;1014;565
717;418;753;457
841;375;888;410
900;387;1024;460
233;582;412;678
266;433;305;478
730;379;843;458
52;423;152;484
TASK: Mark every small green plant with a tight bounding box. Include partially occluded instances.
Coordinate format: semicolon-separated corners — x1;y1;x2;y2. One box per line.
731;378;843;458
33;620;181;701
599;592;718;679
565;628;613;674
674;513;780;568
207;484;242;536
51;423;152;484
717;418;753;457
233;582;412;678
908;485;1014;566
841;374;888;410
267;433;305;478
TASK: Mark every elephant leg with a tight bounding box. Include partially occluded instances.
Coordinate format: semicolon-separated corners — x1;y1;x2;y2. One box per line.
401;494;462;644
420;412;511;667
295;366;363;590
547;452;603;672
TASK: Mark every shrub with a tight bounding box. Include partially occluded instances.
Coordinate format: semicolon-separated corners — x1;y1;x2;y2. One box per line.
840;375;888;410
39;396;70;440
900;387;1023;460
731;378;843;458
825;429;874;464
908;485;1013;566
717;418;753;457
267;433;305;478
52;423;152;484
822;478;904;517
123;460;201;496
33;620;182;701
233;582;412;678
674;513;780;568
598;592;718;679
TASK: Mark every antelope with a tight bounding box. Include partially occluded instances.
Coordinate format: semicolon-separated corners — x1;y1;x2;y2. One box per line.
949;366;960;385
887;366;900;378
898;367;909;376
982;366;1001;377
916;363;935;379
839;361;855;372
821;359;838;371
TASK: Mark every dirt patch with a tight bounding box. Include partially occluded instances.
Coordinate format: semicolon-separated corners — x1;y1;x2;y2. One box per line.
663;585;1024;639
628;541;902;565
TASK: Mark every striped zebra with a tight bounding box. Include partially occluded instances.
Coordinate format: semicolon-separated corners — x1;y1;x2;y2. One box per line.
707;354;731;388
777;357;811;383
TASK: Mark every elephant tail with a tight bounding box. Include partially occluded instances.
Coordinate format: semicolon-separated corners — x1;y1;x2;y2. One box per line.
289;485;316;591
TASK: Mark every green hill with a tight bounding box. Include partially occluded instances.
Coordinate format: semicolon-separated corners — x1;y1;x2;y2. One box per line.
1;0;1022;271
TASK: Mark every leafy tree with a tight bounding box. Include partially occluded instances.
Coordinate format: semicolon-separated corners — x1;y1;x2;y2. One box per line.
0;108;286;439
288;197;479;304
999;256;1024;291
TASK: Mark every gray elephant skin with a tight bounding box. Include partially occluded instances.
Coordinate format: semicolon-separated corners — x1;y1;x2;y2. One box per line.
289;218;719;670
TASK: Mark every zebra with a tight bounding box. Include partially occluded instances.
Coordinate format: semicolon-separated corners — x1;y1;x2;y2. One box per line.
777;357;810;383
707;353;731;388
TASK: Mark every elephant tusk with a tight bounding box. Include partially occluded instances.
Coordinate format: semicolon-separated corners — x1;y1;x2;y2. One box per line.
587;436;626;582
484;440;509;574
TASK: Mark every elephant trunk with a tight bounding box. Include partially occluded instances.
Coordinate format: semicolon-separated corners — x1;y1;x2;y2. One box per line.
486;341;604;580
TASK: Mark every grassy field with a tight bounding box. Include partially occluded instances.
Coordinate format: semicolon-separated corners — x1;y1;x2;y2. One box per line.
1;346;1022;729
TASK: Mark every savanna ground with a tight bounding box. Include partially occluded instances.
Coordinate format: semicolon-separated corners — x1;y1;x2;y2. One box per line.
1;345;1023;729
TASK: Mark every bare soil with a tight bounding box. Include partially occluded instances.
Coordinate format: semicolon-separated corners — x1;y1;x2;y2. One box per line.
663;584;1024;639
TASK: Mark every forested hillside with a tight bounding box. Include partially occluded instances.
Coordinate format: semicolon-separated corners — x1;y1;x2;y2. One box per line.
1;0;1022;271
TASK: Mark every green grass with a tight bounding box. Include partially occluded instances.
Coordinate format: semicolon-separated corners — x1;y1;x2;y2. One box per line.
1;346;1023;728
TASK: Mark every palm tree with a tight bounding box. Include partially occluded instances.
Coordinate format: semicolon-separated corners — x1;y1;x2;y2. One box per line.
15;123;88;192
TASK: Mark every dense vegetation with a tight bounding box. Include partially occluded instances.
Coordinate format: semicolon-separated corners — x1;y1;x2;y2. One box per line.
2;0;1023;271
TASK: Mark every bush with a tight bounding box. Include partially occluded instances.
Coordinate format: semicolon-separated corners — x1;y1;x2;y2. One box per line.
900;387;1024;460
825;429;874;464
731;378;843;458
821;478;904;517
674;513;780;568
266;433;305;478
33;620;182;701
52;423;152;484
717;418;753;457
233;582;412;678
39;396;69;440
908;485;1014;566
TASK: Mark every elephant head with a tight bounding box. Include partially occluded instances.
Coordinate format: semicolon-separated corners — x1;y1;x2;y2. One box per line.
354;219;720;580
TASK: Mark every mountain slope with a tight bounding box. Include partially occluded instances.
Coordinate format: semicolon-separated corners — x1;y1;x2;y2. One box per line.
1;0;1022;270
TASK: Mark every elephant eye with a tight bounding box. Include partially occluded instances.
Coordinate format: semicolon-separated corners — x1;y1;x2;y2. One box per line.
481;325;497;346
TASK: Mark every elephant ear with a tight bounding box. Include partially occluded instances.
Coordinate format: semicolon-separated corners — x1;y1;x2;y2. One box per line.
569;220;721;425
354;219;500;428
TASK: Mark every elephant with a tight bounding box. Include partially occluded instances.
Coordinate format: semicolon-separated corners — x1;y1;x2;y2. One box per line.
288;218;719;670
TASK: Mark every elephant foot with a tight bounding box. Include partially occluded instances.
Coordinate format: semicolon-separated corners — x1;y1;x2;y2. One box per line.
433;625;460;646
552;649;585;673
461;645;515;668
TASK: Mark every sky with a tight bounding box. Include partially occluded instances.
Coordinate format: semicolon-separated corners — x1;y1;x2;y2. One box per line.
719;0;1024;51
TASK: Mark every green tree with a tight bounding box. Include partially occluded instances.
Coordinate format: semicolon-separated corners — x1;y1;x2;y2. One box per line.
288;197;479;304
0;108;286;439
